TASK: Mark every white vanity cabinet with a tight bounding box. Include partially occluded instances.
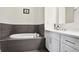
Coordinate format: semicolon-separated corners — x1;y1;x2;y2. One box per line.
61;35;79;52
45;31;60;52
45;30;79;52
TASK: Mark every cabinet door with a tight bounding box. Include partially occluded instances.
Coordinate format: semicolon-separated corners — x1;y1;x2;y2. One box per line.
45;31;59;52
45;31;53;51
46;35;59;52
61;43;78;52
61;35;79;51
51;38;59;52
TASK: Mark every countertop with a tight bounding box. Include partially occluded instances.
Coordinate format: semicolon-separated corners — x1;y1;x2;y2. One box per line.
45;28;79;38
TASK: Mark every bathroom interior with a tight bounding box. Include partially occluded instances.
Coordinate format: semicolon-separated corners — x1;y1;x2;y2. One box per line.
0;7;79;52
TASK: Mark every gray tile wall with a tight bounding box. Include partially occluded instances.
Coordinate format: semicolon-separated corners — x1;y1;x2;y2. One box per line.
11;24;44;36
0;23;1;50
0;23;1;40
1;24;12;38
12;25;38;34
38;24;44;36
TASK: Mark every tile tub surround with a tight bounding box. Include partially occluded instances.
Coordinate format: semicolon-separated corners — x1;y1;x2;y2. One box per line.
0;23;1;50
0;23;45;52
1;23;12;38
1;37;45;52
0;23;1;39
11;24;44;36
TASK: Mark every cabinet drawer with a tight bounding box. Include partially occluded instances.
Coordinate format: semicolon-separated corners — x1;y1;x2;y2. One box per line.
50;32;59;41
61;35;79;50
61;44;79;52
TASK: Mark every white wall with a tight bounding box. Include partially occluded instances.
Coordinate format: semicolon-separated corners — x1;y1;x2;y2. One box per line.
65;8;79;31
0;7;44;25
45;7;57;30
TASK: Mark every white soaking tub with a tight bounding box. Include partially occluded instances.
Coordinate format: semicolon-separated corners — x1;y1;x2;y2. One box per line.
1;33;45;52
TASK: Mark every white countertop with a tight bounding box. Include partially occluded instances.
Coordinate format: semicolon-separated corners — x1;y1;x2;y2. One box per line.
46;28;79;38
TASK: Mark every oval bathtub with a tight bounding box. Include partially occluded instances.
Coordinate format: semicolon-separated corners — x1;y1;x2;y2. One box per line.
1;33;45;52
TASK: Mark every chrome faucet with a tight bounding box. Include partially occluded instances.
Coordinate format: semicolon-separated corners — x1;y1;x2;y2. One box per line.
54;24;66;31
